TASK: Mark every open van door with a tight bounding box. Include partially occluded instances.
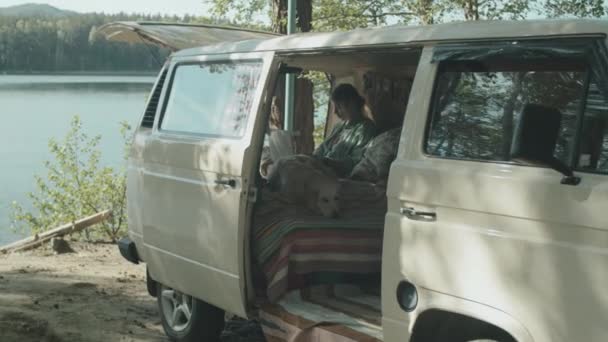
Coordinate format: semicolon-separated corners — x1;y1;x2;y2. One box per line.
131;51;277;318
108;22;279;318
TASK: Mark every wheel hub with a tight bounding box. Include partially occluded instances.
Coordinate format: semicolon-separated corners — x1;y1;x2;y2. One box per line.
160;285;193;332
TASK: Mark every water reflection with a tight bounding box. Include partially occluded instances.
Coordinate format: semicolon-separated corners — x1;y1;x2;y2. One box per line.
0;75;155;245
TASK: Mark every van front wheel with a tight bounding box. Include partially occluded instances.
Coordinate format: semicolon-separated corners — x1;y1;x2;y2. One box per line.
157;284;225;342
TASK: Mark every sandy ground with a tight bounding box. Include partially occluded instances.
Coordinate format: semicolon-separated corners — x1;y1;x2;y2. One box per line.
0;242;265;342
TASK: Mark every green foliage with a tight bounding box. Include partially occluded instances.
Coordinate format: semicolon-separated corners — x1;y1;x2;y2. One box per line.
210;0;269;24
313;0;408;30
313;117;327;148
11;116;131;242
208;0;608;32
209;0;426;29
450;0;532;20
544;0;606;18
303;71;331;147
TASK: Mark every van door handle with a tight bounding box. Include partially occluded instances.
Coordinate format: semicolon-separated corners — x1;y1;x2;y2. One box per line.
215;179;236;188
400;207;436;222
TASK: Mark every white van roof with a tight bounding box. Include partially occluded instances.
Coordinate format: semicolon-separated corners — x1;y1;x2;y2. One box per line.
174;19;608;57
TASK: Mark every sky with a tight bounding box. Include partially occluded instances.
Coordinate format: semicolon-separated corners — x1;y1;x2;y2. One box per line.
1;0;214;16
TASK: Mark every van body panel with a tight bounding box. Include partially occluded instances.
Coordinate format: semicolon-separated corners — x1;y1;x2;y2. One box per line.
388;159;608;342
381;317;411;342
385;43;608;341
132;51;275;317
123;21;608;341
409;288;534;342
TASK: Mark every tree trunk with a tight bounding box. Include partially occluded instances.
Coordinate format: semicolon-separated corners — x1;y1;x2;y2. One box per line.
270;74;286;130
463;0;480;21
416;0;435;24
294;0;314;154
269;0;288;130
270;0;315;154
0;210;112;253
296;0;312;32
272;0;288;34
294;78;315;153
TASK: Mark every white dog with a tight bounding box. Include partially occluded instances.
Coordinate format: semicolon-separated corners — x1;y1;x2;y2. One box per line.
267;155;340;218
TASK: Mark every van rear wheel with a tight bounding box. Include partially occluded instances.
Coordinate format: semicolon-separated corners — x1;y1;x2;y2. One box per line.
157;284;225;342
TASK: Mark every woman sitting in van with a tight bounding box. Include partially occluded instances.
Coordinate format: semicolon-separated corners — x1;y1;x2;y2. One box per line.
314;84;377;177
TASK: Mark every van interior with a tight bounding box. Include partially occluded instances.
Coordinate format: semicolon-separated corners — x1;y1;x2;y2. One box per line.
249;48;422;340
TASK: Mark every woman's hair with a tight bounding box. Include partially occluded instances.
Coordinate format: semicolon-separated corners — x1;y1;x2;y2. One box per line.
331;83;365;110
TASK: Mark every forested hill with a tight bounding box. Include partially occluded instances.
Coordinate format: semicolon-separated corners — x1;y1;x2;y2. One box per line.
0;4;236;73
0;3;77;17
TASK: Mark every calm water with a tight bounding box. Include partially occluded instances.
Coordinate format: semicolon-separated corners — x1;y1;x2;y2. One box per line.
0;75;155;245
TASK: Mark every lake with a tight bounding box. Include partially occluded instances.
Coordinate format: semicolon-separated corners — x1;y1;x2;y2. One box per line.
0;75;156;245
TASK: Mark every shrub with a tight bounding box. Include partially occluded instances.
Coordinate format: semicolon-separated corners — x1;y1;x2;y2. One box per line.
11;115;131;242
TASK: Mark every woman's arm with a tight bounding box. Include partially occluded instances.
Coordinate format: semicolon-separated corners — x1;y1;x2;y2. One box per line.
321;120;377;176
313;122;344;158
341;120;377;172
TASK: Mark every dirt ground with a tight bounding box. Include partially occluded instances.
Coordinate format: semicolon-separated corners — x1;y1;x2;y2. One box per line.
0;242;265;342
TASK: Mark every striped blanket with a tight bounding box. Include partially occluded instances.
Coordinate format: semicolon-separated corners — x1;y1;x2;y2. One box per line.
259;284;383;342
252;179;387;302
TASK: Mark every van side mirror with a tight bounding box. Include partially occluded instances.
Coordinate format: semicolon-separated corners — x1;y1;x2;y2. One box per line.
511;104;581;186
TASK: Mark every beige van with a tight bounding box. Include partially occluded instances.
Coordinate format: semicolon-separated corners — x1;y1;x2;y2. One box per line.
116;20;608;342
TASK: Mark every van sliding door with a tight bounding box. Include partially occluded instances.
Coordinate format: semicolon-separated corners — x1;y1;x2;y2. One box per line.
141;51;276;317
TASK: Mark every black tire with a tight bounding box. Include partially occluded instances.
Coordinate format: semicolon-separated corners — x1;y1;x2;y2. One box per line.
156;283;225;342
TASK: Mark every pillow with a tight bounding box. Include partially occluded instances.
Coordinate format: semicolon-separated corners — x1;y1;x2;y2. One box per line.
349;128;401;183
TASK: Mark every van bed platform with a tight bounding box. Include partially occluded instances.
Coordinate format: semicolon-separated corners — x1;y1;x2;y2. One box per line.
258;284;382;342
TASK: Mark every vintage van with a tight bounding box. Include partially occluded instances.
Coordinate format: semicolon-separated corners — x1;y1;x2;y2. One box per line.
113;20;608;342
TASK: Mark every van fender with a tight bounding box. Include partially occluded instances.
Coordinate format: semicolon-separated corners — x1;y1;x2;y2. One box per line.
407;287;534;342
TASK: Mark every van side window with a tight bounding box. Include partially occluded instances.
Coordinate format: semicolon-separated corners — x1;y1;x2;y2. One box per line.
426;61;586;164
577;78;608;174
161;60;263;138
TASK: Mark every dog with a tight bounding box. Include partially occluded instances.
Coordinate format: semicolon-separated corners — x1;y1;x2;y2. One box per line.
266;154;340;218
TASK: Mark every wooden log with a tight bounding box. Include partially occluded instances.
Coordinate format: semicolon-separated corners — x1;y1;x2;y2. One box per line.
0;210;112;254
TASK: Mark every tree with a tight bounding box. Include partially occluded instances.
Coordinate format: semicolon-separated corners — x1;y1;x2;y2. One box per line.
544;0;605;18
0;12;242;73
402;0;440;24
11;116;131;242
311;0;533;27
313;0;415;29
445;0;531;20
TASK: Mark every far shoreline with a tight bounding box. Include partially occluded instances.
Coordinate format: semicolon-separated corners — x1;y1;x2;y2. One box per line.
1;70;159;77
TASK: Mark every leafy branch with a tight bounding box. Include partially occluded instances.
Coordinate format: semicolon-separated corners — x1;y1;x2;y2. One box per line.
11;116;132;242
